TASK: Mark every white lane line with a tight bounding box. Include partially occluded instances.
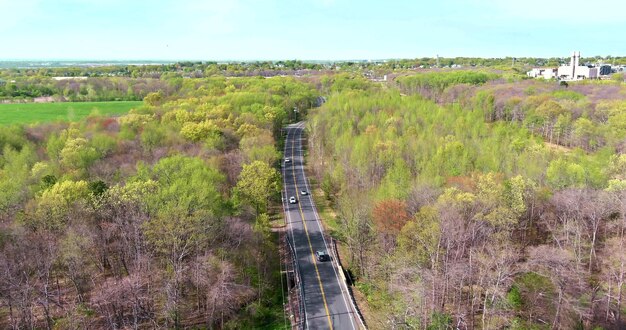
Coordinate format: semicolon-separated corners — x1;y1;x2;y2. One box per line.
291;124;334;329
282;125;309;330
295;123;358;330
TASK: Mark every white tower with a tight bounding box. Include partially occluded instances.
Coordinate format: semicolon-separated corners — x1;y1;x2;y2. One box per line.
570;51;576;79
569;51;581;80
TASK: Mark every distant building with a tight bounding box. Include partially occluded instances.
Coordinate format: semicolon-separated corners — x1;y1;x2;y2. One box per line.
557;51;598;81
599;64;612;76
52;76;89;81
527;51;601;81
527;67;558;79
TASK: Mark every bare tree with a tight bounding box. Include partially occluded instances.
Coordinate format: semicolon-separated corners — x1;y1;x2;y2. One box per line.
337;192;375;278
90;273;156;329
525;245;590;329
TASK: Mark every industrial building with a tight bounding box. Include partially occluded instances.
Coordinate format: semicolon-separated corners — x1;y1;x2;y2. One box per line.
527;68;558;79
557;51;598;81
527;51;604;81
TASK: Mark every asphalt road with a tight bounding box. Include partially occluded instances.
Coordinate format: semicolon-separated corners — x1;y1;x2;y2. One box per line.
283;122;360;330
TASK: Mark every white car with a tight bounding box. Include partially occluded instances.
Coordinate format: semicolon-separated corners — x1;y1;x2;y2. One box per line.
284;158;291;163
300;190;308;195
289;196;297;204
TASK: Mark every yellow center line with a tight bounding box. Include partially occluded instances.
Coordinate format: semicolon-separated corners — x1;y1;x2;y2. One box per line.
290;125;334;329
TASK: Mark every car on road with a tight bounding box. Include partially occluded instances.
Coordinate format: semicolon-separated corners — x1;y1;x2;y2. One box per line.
284;158;291;163
300;190;308;195
289;196;297;204
316;250;330;262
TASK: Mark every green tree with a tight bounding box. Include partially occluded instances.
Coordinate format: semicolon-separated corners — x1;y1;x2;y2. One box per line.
140;155;225;328
33;180;90;231
398;206;441;268
377;159;411;200
0;145;36;211
141;121;166;151
234;160;280;216
144;91;164;106
60;137;99;171
547;158;586;189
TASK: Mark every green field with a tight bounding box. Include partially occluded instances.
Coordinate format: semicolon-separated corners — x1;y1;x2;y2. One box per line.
0;101;143;125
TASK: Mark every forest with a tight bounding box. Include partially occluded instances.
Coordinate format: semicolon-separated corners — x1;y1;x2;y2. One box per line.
0;76;318;329
3;55;624;101
0;68;625;329
308;72;626;329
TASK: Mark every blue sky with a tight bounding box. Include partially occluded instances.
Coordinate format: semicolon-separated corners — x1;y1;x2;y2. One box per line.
2;0;625;60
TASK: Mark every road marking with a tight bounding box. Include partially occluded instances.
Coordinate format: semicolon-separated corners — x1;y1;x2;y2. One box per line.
289;125;334;329
282;127;309;329
294;123;360;330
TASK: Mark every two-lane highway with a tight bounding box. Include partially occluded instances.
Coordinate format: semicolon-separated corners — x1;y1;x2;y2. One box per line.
283;122;360;330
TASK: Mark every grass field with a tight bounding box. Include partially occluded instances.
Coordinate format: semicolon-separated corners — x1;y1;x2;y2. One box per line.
0;101;143;125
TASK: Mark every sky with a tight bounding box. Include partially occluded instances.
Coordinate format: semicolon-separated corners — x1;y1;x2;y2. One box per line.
1;0;626;61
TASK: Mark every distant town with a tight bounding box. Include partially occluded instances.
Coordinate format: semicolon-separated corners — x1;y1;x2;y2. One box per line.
527;51;625;81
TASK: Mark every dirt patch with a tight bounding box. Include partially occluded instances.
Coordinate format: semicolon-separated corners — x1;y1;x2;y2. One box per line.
544;142;572;153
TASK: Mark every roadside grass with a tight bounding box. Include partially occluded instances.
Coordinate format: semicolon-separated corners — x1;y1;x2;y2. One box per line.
298;140;342;238
307;177;342;238
0;101;142;125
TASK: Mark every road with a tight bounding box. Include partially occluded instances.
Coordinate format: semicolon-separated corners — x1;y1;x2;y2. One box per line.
282;122;361;330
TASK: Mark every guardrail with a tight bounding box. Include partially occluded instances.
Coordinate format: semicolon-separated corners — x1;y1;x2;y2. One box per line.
297;125;366;330
283;124;365;329
328;236;368;329
286;235;306;330
282;189;306;330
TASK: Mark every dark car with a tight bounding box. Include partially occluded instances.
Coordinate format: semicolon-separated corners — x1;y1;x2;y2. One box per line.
315;250;330;262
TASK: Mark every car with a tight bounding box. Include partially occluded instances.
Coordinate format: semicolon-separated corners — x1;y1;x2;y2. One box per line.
289;196;297;204
284;158;291;163
316;250;330;262
300;190;308;195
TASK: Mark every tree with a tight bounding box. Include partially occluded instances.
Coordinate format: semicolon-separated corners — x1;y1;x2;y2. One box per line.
377;159;412;200
59;229;94;302
337;192;375;278
547;158;586;189
239;130;278;166
141;122;166;151
372;199;410;235
372;199;410;253
60;137;100;172
144;91;164;106
234;160;280;216
573;117;598;151
32;180;90;231
180;120;220;144
601;236;626;325
141;155;225;328
524;245;590;329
